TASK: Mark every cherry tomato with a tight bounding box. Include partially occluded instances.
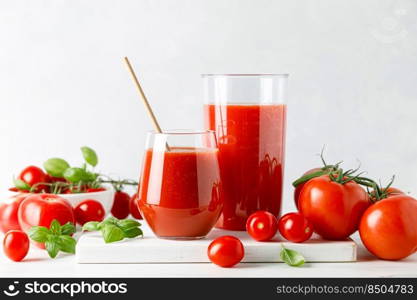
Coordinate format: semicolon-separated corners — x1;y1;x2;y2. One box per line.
0;194;28;233
18;166;47;191
111;191;131;219
18;194;75;249
294;168;322;209
86;188;106;193
207;236;244;268
246;211;278;241
299;175;370;240
278;212;313;243
3;230;29;262
359;195;417;260
74;199;105;225
129;193;142;219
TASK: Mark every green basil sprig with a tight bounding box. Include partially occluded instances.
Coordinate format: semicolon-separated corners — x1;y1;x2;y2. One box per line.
280;245;305;267
83;217;143;243
43;158;70;178
28;220;76;258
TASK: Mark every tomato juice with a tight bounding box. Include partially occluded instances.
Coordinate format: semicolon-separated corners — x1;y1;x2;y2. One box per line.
138;147;223;239
204;104;286;230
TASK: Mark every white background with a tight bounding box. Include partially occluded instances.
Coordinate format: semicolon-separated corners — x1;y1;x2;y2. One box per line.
0;0;416;213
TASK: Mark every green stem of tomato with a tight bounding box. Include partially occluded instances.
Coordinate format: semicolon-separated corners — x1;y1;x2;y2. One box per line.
292;170;329;187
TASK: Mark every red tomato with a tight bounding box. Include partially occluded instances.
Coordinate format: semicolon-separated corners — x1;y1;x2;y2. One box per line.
278;212;313;243
299;175;370;240
111;191;131;219
294;168;322;209
74;200;105;225
0;194;28;233
207;236;244;268
246;211;278;241
86;188;106;193
18;194;75;249
18;166;47;191
369;187;404;202
359;195;417;260
129;193;142;219
3;230;29;262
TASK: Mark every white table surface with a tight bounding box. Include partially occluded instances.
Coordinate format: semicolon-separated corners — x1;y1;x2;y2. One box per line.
1;232;416;278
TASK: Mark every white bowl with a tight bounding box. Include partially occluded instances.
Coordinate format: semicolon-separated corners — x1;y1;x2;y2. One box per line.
59;188;115;214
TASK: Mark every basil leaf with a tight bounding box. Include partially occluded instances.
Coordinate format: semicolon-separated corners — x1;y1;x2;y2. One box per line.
63;167;89;183
49;220;61;235
43;158;70;178
101;224;125;243
61;222;76;235
57;235;76;254
122;227;143;238
28;226;51;243
117;219;141;230
82;221;100;232
45;237;60;258
280;246;305;267
14;178;31;191
81;146;98;167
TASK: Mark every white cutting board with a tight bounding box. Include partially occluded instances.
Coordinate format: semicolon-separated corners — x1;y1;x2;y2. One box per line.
76;224;357;263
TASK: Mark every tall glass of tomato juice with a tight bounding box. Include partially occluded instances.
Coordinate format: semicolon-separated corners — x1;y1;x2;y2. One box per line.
138;130;223;239
203;74;288;231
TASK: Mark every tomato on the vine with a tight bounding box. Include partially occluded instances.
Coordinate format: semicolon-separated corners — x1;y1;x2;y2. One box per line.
207;236;244;268
129;193;142;219
293;168;322;209
299;175;370;240
111;191;131;219
246;211;278;241
3;230;29;262
0;194;27;233
278;212;313;243
359;194;417;260
74;199;105;225
18;194;75;249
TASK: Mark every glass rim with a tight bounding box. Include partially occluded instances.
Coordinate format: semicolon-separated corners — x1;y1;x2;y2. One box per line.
146;129;215;136
201;73;289;77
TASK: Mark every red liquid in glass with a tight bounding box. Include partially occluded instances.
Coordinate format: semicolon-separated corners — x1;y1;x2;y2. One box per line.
138;147;223;239
204;104;286;230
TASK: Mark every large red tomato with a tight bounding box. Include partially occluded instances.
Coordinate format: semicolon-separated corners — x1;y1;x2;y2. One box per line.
299;175;370;240
0;194;27;233
18;194;75;248
359;195;417;260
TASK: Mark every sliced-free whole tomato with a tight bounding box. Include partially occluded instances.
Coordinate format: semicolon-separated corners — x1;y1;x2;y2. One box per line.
299;175;370;240
3;230;29;262
129;193;142;219
359;195;417;260
111;191;131;219
18;166;48;192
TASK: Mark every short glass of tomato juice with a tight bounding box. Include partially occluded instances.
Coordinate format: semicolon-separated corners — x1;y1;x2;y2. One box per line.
203;74;288;230
138;130;223;240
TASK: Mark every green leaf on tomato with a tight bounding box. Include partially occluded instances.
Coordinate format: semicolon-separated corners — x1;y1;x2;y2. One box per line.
14;178;31;191
81;146;98;167
45;236;60;258
63;167;89;183
280;246;305;267
49;219;62;235
61;222;76;236
28;226;51;243
43;158;70;178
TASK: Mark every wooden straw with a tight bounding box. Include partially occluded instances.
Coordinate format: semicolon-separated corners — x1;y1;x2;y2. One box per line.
124;57;170;151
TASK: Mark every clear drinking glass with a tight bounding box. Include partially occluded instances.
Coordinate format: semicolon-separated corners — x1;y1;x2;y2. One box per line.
203;74;289;230
137;130;223;239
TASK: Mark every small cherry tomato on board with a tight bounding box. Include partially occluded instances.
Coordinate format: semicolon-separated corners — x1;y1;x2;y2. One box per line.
111;191;131;219
18;166;48;191
129;193;142;219
246;211;278;241
18;194;75;249
278;212;313;243
0;194;28;233
207;236;244;268
3;230;29;262
359;195;417;260
74;200;105;225
299;175;370;240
